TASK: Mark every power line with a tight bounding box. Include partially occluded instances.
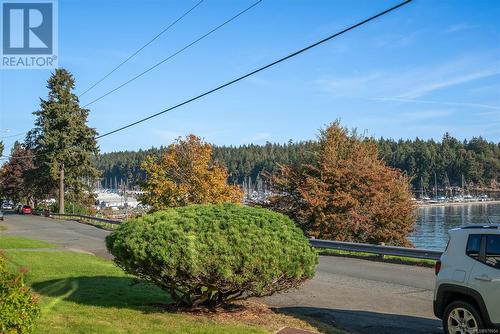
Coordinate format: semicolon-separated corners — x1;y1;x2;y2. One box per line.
2;0;412;159
79;0;205;98
83;0;263;108
0;1;206;145
97;0;413;139
0;131;26;140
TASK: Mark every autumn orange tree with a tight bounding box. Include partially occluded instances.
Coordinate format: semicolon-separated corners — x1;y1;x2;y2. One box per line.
140;134;243;210
266;122;416;246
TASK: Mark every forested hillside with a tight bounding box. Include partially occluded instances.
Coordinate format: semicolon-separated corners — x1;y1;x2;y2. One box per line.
95;134;500;192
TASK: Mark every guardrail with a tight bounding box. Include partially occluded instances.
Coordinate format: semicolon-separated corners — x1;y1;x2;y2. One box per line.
310;238;443;260
33;211;443;260
50;213;122;225
33;211;121;225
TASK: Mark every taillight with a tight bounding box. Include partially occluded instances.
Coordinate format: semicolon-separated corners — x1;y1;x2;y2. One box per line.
435;260;441;276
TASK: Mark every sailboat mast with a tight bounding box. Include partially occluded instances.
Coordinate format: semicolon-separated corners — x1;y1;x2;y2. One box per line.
434;172;438;199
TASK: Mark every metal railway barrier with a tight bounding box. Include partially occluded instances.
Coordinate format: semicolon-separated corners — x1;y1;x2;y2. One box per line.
34;211;443;260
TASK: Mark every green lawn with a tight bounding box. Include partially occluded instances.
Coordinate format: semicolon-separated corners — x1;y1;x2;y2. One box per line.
0;236;57;249
319;248;436;267
4;239;340;334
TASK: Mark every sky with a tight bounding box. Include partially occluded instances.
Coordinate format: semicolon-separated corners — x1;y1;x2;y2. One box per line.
0;0;499;154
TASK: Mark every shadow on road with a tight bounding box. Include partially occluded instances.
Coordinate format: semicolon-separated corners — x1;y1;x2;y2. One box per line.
32;276;171;311
274;306;442;334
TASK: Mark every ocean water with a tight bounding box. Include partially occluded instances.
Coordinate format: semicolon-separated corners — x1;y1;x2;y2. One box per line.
408;203;500;250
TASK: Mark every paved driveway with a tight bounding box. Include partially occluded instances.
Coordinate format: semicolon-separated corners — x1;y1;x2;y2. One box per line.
1;212;111;258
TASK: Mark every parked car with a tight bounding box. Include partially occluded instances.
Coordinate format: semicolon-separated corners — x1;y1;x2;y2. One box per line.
20;205;32;215
1;203;13;210
434;225;500;333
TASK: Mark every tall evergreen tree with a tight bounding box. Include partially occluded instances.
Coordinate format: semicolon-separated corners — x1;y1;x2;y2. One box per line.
26;69;99;213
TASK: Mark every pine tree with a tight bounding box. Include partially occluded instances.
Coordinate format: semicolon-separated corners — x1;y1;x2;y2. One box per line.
26;68;99;213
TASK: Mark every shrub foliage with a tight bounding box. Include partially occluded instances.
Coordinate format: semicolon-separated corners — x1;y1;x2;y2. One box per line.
0;253;40;334
106;204;317;308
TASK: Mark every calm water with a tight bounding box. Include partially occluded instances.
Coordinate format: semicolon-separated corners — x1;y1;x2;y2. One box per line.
408;203;500;251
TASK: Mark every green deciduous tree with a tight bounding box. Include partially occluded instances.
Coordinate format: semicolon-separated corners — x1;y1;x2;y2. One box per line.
26;69;99;212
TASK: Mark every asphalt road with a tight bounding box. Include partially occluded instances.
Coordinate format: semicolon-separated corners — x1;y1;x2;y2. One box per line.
1;211;111;258
1;213;442;334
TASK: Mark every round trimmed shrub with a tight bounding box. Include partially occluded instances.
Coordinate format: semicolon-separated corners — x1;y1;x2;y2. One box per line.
106;203;318;308
0;254;40;334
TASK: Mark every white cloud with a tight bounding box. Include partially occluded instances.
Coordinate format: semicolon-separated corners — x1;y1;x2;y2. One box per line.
248;132;271;142
314;72;382;98
445;23;475;33
371;30;422;48
398;109;454;121
373;97;500;110
154;129;181;142
315;51;500;100
399;68;500;99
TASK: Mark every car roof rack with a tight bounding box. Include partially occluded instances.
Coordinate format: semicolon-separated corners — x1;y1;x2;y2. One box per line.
461;225;500;230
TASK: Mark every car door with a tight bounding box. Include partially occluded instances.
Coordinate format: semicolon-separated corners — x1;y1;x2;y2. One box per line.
467;234;500;324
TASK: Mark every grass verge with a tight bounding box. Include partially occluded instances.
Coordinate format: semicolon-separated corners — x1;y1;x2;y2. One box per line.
0;236;57;249
4;239;343;334
319;248;436;267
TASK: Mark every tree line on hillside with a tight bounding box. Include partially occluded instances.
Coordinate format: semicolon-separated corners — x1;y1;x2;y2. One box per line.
95;134;500;193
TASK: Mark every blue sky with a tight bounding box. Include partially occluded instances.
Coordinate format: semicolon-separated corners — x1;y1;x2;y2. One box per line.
1;0;499;153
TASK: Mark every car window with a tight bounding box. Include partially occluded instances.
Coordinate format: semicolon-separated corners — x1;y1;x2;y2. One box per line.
466;234;481;260
485;235;500;269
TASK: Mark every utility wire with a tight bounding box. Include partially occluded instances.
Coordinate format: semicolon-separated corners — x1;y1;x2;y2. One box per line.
2;0;412;158
0;1;205;144
79;0;205;98
97;0;412;139
83;0;263;108
0;131;26;139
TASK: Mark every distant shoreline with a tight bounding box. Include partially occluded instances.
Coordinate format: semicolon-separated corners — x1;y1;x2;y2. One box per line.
417;200;500;208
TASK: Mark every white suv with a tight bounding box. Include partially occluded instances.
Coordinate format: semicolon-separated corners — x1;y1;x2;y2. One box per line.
434;225;500;333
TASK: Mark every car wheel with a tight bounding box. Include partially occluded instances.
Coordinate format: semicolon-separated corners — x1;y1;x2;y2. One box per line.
443;300;484;334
